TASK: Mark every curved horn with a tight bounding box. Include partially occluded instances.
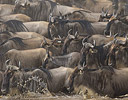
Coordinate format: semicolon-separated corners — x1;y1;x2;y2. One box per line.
5;59;10;67
83;62;86;67
114;33;118;38
75;31;78;38
58;35;62;39
82;37;88;46
68;29;72;35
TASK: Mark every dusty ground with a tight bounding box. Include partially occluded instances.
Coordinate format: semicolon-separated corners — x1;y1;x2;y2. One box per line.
1;93;128;100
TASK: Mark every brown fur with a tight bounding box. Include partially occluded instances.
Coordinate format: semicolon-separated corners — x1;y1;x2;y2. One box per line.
5;48;52;70
69;66;128;98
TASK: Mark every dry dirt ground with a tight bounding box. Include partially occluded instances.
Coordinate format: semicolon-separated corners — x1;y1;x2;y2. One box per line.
1;93;128;100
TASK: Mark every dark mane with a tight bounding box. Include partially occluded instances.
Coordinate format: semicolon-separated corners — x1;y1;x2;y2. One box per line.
0;31;12;36
0;37;26;47
62;10;91;19
74;20;95;34
104;19;117;35
3;20;29;32
69;66;116;97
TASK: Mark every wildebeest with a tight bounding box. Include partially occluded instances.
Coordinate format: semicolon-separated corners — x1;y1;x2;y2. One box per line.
0;36;51;55
98;7;113;22
84;34;126;46
0;0;15;4
5;48;52;70
23;21;49;37
48;18;95;39
40;37;64;56
14;0;57;21
0;20;29;33
51;9;101;22
1;65;74;95
107;38;128;68
104;19;128;36
1;65;49;95
79;39;115;69
43;52;80;69
14;0;84;21
0;4;14;16
0;31;43;43
91;22;107;35
0;14;31;22
62;32;83;55
67;66;128;98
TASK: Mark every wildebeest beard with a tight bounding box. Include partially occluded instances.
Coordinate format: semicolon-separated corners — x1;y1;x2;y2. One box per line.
80;44;108;69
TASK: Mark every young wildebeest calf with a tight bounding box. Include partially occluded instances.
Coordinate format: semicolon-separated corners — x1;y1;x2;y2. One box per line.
68;66;128;98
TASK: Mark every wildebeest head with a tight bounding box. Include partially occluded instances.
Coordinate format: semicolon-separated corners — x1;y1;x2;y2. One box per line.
108;38;128;68
41;36;63;49
14;0;30;14
99;7;111;22
67;66;115;97
67;66;95;93
80;38;99;69
62;30;79;55
1;59;20;95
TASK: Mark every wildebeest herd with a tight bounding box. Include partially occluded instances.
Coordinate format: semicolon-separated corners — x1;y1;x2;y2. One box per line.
0;0;128;99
